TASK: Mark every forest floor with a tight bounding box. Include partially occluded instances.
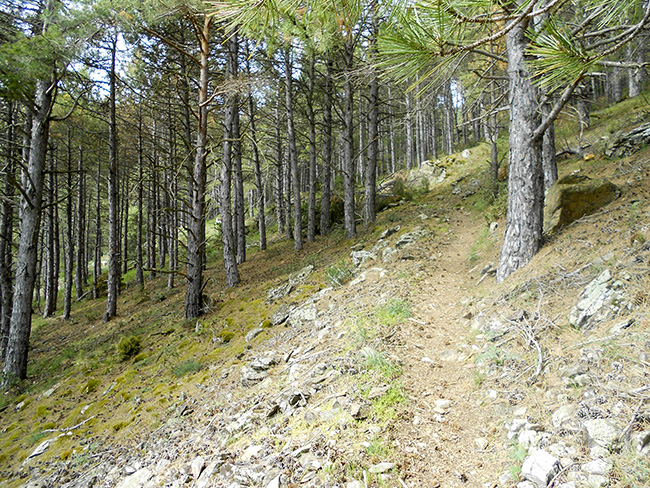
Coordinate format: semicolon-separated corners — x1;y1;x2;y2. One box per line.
1;94;650;488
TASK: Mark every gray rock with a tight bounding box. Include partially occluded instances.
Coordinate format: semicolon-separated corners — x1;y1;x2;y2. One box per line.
191;456;205;479
350;250;377;267
196;461;221;488
631;431;650;453
560;363;587;378
583;419;621;448
245;328;264;343
240;365;269;385
569;270;621;328
288;303;317;326
581;458;611;476
395;228;431;249
381;247;397;262
380;226;400;239
266;282;293;303
369;462;396;473
115;468;153;488
270;304;294;325
27;439;52;459
521;449;560;488
266;474;281;488
605;122;650;157
289;265;314;286
518;430;551;451
552;405;581;433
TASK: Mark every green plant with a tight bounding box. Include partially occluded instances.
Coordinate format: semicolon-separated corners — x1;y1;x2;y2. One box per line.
363;348;402;380
375;298;411;327
326;261;353;287
117;336;141;361
371;384;407;420
172;360;202;378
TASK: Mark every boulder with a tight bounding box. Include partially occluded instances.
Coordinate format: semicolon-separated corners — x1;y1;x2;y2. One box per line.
543;175;620;235
605;122;650;157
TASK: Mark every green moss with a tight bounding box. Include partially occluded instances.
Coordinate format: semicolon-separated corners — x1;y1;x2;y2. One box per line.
225;317;236;328
33;405;49;419
117;336;141;361
171;360;202;378
260;319;273;329
81;379;101;395
133;352;147;363
112;420;129;432
219;330;235;343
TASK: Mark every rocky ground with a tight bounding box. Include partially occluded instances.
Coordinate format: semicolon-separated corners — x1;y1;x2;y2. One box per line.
4;104;650;488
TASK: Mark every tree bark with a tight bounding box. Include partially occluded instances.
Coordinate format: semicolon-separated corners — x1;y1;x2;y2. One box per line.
185;16;211;317
320;58;333;235
2;66;56;385
220;31;241;289
0;102;16;361
284;48;302;250
364;19;379;226
306;54;317;242
135;107;144;287
343;41;356;239
496;17;544;283
74;147;86;299
233;83;246;264
63;129;74;320
105;33;120;322
43;153;58;318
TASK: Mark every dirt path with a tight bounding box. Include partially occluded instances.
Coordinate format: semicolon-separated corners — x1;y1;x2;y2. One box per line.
388;209;504;487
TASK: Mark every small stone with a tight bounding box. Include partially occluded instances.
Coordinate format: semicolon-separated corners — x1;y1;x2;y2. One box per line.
587;474;608;487
583;419;621;448
28;439;52;459
475;437;489;450
560;363;587;378
241;445;263;462
115;468;153;488
245;328;264;342
15;401;24;412
521;449;560;488
346;481;363;488
369;462;396;474
632;430;650;453
266;474;281;488
581;458;611;476
552;405;580;432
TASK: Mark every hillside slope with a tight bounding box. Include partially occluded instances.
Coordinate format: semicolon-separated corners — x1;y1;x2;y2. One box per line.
1;95;649;488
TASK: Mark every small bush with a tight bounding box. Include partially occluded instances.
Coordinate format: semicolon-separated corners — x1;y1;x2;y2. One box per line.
117;336;141;361
172;360;202;378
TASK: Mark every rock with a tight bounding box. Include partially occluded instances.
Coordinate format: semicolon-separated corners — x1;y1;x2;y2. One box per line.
250;355;278;371
581;458;611;476
240;365;269;385
266;282;293;303
520;449;560;488
552;405;581;432
543;175;620;235
380;226;400;239
288;303;317;326
609;318;635;335
115;468;152;488
266;474;281;488
475;437;489;450
191;456;205;479
583;419;621;448
632;430;650;453
348;402;369;420
569;270;621;328
369;462;396;474
27;439;53;459
351;250;377;267
270;304;294;325
586;475;608;487
560;363;587;378
241;445;264;462
346;481;363;488
517;482;536;488
462;149;471;159
289;264;314;285
518;430;551;451
395;227;431;249
605;122;650;157
245;328;264;342
382;247;397;262
196;461;220;488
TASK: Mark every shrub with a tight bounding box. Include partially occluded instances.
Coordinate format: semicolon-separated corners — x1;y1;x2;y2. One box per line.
117;336;141;361
172;360;202;378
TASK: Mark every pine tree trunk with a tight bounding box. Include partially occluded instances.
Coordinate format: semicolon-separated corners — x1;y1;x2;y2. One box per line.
43;155;58;318
343;41;356;239
105;34;120;322
306;55;317;242
136;108;144;287
364;27;379;226
74;147;86;299
233;88;246;264
320;59;333;235
628;44;645;98
2;69;56;385
496;18;544;283
93;163;102;299
220;32;241;289
63;130;74;320
246;63;267;251
185;17;212;317
387;86;397;173
541;102;558;193
284;48;302;250
405;92;414;170
0;102;16;361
